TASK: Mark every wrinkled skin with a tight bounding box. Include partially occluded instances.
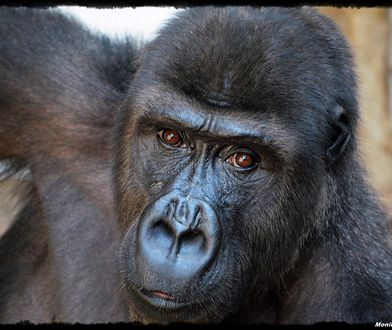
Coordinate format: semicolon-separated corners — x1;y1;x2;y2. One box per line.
0;6;391;325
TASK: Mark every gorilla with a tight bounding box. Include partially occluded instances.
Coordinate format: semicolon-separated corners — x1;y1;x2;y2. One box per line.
0;6;391;325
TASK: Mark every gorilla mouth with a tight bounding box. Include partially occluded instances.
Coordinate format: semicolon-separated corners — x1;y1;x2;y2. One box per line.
136;288;192;310
151;290;175;300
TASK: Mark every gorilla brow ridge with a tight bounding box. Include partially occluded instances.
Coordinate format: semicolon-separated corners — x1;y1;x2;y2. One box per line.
137;107;278;150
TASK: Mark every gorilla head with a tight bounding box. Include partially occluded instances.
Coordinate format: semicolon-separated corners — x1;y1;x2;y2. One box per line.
114;6;358;324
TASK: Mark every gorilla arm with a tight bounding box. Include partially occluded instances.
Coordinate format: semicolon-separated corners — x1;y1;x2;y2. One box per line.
0;8;136;322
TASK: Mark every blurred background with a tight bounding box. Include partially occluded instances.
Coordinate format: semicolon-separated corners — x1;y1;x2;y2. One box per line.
320;7;392;210
0;6;391;236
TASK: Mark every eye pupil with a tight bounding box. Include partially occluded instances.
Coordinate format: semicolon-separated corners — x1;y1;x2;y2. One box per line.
235;152;253;168
225;151;256;170
160;129;184;147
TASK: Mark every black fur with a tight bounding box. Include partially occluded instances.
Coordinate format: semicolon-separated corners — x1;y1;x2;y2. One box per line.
0;7;136;322
0;6;391;324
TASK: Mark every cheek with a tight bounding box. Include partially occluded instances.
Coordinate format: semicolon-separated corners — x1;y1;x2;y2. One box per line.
132;135;163;184
217;170;275;212
132;135;191;193
221;177;289;239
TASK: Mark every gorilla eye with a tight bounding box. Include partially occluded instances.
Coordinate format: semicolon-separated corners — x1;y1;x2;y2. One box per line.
158;129;186;148
226;152;257;170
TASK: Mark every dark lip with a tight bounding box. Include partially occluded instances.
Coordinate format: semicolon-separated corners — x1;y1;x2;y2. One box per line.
135;288;192;310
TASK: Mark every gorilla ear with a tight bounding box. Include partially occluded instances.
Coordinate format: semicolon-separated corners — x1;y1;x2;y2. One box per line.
325;105;351;169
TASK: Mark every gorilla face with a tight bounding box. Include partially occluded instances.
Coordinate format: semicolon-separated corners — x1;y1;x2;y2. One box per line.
113;7;357;324
116;93;284;323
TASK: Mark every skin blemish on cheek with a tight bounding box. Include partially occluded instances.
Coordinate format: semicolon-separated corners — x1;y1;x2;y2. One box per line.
151;181;164;191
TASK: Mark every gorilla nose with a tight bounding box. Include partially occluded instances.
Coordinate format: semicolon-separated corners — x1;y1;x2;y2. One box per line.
155;200;204;254
137;192;221;281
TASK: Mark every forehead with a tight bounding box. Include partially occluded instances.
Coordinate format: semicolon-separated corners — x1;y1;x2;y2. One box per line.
138;7;339;113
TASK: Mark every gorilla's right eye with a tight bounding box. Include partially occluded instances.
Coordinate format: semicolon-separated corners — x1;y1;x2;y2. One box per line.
158;129;186;148
225;151;257;170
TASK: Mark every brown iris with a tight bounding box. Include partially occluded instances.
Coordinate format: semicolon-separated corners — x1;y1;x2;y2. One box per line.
158;129;185;148
226;152;256;169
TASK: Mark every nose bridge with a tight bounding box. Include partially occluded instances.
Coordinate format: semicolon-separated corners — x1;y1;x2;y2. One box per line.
174;144;214;198
173;196;202;229
188;152;208;187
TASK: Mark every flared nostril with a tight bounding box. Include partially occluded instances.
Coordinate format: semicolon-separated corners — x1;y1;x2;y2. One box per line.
150;219;174;250
187;229;201;237
178;229;205;256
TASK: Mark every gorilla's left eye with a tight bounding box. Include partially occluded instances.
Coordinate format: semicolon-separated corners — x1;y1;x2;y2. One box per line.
225;151;257;170
158;129;186;148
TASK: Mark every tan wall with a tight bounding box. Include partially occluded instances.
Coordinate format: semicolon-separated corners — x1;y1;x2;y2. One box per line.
320;7;392;212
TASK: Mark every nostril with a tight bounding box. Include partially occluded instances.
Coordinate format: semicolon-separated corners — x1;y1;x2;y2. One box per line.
188;229;201;238
150;220;174;250
178;229;205;255
153;219;172;234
